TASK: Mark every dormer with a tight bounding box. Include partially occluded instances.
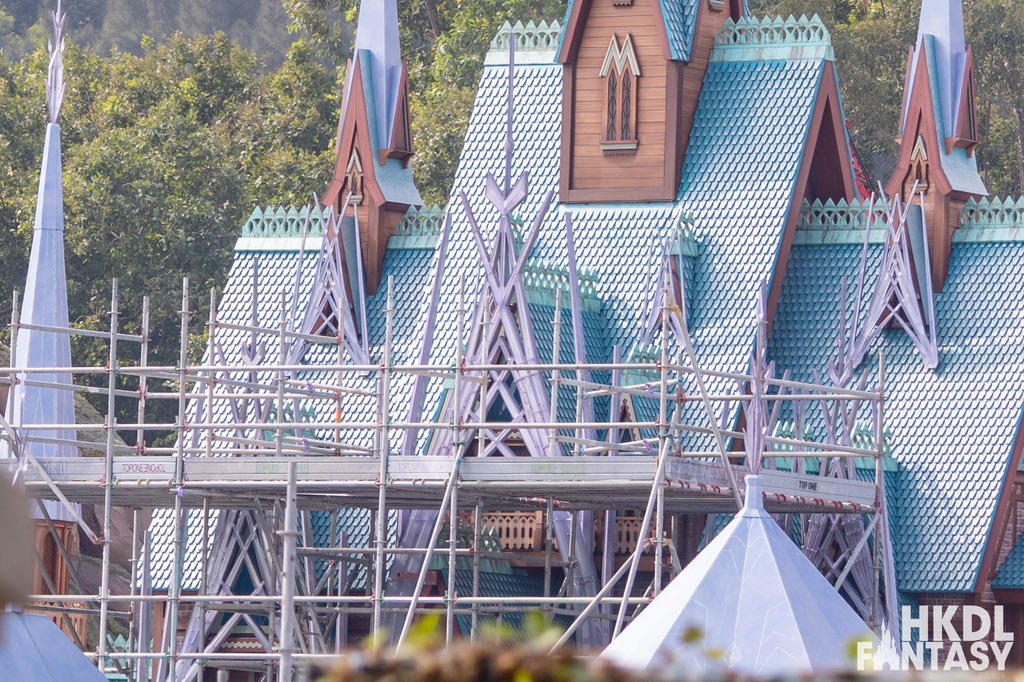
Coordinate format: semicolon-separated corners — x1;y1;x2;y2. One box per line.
886;0;986;292
324;0;421;295
558;0;741;203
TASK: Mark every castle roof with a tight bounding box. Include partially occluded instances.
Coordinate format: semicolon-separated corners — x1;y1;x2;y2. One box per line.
602;475;872;675
772;198;1024;592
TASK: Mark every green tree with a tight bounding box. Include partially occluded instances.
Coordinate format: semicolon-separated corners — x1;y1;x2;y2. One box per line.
0;33;338;438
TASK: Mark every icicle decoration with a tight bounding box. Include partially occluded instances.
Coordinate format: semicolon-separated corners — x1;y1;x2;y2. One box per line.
843;182;939;371
46;1;67;124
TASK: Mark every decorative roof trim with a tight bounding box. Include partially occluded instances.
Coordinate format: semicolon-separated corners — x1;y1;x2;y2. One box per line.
523;258;603;314
392;205;446;249
240;206;327;240
712;15;834;63
487;20;561;65
954;197;1024;243
795;199;887;245
797;197;1024;245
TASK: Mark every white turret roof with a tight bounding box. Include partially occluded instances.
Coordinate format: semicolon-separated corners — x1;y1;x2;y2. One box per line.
602;475;874;676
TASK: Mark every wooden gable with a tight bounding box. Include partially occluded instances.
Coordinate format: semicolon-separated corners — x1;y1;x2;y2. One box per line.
887;51;963;293
325;60;411;295
558;0;732;203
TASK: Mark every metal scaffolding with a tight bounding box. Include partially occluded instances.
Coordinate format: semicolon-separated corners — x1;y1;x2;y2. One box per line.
1;267;890;680
0;9;901;681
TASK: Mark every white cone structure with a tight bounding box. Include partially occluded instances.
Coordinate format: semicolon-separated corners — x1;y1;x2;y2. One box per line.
602;475;874;675
8;122;78;522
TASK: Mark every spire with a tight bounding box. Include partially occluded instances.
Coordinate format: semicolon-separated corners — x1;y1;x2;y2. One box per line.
900;0;976;148
324;0;419;295
602;473;875;675
354;0;403;149
8;0;78;522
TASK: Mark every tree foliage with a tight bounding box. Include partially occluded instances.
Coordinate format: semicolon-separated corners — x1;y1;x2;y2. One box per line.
0;0;296;66
0;34;338;436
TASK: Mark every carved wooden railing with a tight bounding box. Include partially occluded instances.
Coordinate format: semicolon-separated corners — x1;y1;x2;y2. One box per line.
482;511;645;555
29;603;88;646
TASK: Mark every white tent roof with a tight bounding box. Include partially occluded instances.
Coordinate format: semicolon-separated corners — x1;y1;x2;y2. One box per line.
0;612;106;681
602;475;874;676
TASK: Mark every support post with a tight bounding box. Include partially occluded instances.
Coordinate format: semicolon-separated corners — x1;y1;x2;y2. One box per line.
871;350;886;631
136;295;150;451
98;279;120;670
372;278;395;634
471;500;483;642
166;278;191;681
278;462;299;682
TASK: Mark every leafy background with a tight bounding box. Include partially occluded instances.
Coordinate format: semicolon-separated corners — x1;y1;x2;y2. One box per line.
0;0;1021;435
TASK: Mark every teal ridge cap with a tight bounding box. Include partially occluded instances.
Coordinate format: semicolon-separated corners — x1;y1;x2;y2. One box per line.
954;196;1024;243
523;258;603;313
488;20;562;64
395;205;446;237
670;211;701;257
794;198;887;245
240;205;328;239
712;14;835;62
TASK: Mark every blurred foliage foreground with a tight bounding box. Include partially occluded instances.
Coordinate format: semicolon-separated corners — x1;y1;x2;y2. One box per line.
312;613;884;682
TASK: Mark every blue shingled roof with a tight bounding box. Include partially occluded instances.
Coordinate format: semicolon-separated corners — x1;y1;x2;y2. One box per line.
149;16;844;594
147;211;440;591
420;33;829;445
770;238;1024;593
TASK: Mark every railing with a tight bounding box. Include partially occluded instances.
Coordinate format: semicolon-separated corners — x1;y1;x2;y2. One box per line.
482;511;645;555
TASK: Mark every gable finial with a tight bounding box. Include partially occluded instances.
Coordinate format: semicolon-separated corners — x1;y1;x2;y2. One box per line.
46;0;67;124
504;31;515;192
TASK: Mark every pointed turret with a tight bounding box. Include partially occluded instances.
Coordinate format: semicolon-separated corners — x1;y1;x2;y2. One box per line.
324;0;421;295
602;475;874;675
887;0;985;292
7;3;78;525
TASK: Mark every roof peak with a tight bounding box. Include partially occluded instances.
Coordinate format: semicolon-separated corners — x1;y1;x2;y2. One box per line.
712;14;834;62
353;0;403;148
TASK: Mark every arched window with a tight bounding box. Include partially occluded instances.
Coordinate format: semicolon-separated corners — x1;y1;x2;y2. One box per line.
908;135;929;192
600;34;640;153
346;149;365;204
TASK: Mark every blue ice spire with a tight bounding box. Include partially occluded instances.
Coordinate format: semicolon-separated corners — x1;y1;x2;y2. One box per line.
903;0;969;140
354;0;403;147
8;1;78;522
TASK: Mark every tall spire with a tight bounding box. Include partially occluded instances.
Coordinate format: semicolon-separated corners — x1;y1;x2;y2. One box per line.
8;0;78;522
888;0;984;292
354;0;403;149
901;0;970;142
324;0;420;295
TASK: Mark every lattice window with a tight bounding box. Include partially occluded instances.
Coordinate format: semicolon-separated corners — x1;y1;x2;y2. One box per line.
600;34;640;153
907;135;929;192
346;149;365;204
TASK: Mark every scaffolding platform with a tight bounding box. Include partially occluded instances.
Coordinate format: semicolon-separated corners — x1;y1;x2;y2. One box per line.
14;454;877;513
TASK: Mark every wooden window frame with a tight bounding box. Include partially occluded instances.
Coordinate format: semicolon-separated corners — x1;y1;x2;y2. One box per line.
346;149;365;205
600;34;641;154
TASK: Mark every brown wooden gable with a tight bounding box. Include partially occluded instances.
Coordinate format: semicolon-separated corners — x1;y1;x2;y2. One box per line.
887;55;961;292
558;0;731;203
767;61;856;331
325;59;410;295
326;61;384;211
